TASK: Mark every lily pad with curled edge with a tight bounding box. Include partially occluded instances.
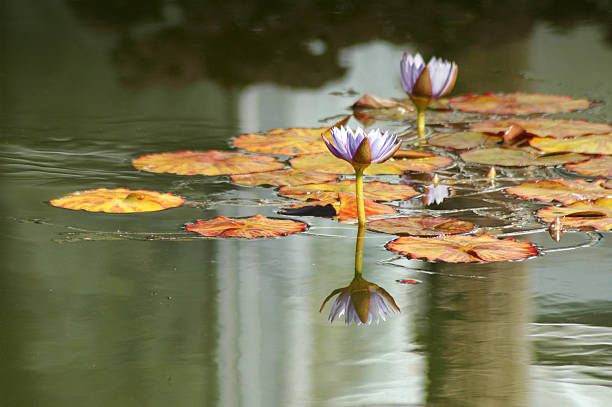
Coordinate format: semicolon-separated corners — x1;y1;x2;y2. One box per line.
231;169;337;187
428;131;501;150
49;188;184;213
385;234;538;263
234;116;350;156
290;151;453;175
367;217;474;236
530;134;612;155
506;178;612;204
470;117;612;139
536;197;612;231
278;180;417;202
185;214;307;238
132;150;284;176
352;94;413;110
565;155;612;178
448;92;592;115
460;147;589;167
281;192;396;222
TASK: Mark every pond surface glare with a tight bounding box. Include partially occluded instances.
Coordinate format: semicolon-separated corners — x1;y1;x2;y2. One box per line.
1;1;612;406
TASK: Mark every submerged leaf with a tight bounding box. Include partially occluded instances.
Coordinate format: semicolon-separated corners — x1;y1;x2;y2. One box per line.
536;197;612;231
367;216;474;236
185;214;307;238
290;151;453;175
449;92;592;115
506;178;612;204
231;169;337;187
565;155;612;177
530;134;612;155
386;234;538;263
460;147;588;167
278;180;417;202
133;150;284;176
470;117;612;139
49;188;184;213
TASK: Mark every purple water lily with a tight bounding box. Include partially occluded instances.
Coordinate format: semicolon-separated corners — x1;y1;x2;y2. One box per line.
323;125;401;168
320;276;400;325
400;52;458;102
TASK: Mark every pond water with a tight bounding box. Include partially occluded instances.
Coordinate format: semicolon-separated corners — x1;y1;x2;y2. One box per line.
1;1;612;406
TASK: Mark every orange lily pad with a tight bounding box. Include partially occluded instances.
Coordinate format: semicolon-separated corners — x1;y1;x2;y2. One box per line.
506;178;612;204
460;147;589;167
282;192;396;222
290;151;453;175
185;214;307;238
470;117;612;139
352;94;413;110
529;134;612;155
367;217;474;236
132;150;284;176
449;92;592;115
231;169;337;187
536;197;612;231
386;234;538;263
49;188;184;213
428;131;501;150
278;180;417;202
565;155;612;177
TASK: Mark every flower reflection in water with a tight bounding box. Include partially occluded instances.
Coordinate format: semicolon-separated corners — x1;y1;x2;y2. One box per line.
320;224;400;325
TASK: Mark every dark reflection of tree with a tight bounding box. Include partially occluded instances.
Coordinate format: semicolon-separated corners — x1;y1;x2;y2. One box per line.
66;0;612;89
416;262;530;407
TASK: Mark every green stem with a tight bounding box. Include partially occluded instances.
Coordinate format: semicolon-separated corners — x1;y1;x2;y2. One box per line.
417;107;426;139
354;223;365;278
354;166;366;227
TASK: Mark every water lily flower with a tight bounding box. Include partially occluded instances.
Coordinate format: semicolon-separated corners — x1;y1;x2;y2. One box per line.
323;126;401;168
320;276;400;325
400;52;458;137
322;125;401;226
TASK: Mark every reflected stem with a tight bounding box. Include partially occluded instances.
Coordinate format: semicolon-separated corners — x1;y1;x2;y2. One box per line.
354;223;365;278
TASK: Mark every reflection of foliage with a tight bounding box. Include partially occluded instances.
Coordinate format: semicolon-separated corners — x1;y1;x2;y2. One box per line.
67;0;612;89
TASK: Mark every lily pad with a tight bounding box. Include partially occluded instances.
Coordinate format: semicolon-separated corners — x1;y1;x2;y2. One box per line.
460;147;589;167
278;180;417;202
290;151;453;175
352;94;413;110
133;150;284;176
367;216;474;236
536;197;612;231
529;134;612;155
565;155;612;178
506;178;612;204
281;192;396;222
231;169;337;187
428;131;501;150
49;188;184;213
386;234;538;263
185;214;307;238
470;117;612;139
449;92;592;115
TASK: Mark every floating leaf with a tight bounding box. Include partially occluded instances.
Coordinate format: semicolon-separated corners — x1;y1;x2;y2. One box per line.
282;192;396;222
428;131;501;150
470;117;612;139
449;92;592;115
185;214;307;238
49;188;184;213
367;217;474;236
386;234;538;263
529;133;612;155
565;155;612;177
278;180;417;202
460;147;589;167
506;178;612;204
536;197;612;231
290;151;453;175
231;169;337;187
352;94;413;110
133;150;284;176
